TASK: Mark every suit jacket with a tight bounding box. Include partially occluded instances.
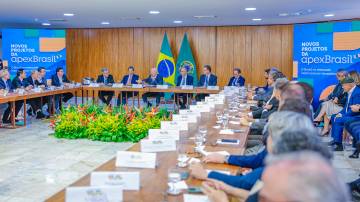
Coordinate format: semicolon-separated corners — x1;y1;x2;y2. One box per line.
37;76;48;87
121;74;139;85
254;86;273;102
143;74;163;86
227;76;245;86
24;76;41;87
96;74;115;84
176;75;194;86
227;149;267;169
11;76;26;89
341;85;360;116
328;83;343;100
198;74;217;87
0;78;13;90
51;74;70;87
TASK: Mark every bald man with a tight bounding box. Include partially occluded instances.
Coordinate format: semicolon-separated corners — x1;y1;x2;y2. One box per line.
142;67;164;107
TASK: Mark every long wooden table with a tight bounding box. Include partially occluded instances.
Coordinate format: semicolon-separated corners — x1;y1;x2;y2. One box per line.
46;100;250;202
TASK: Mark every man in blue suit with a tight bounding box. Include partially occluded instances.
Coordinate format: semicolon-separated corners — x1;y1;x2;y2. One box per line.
345;106;360;158
119;66;140;105
227;68;245;87
330;77;360;151
51;67;73;111
0;69;23;124
96;68;115;105
176;67;194;109
12;69;27;89
142;67;164;107
196;65;217;101
25;70;46;119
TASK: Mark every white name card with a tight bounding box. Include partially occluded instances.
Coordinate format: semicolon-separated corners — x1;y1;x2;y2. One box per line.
140;139;177;152
115;151;156;169
112;83;124;88
190;105;211;113
181;85;194;90
148;129;180;140
90;172;140;190
66;186;123;202
132;84;143;88
161;121;189;131
172;114;197;123
207;86;219;90
89;83;100;87
179;109;201;117
156;85;169;89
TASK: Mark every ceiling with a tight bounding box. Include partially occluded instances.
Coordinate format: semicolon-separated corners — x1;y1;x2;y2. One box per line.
0;0;359;28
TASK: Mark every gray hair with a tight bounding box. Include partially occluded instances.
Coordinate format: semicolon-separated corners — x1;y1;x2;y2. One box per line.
0;69;9;78
272;129;333;160
265;151;350;202
274;78;289;91
101;67;109;73
267;111;316;145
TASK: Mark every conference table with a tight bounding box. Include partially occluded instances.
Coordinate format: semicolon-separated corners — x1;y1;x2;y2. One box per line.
46;94;252;202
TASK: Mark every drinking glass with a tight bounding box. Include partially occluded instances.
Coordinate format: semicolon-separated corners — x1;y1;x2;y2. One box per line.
177;145;188;168
167;168;182;195
222;116;229;130
216;111;223;124
194;133;203;148
199;125;207;140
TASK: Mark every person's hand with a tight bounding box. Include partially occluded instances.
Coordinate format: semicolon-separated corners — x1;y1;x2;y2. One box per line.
205;179;234;194
201;181;229;202
350;105;360;113
240;118;250;126
247;92;253;99
189;163;208;180
25;85;33;91
203;153;226;164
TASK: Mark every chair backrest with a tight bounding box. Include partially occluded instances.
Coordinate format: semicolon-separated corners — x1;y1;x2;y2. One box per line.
319;85;336;100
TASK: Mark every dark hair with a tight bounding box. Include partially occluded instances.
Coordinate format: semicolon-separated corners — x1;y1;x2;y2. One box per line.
128;66;135;71
204;65;211;72
16;68;24;76
56;67;63;73
234;68;241;74
279;98;312;118
265;68;271;74
272;71;286;82
297;82;314;103
281;83;305;101
38;67;46;72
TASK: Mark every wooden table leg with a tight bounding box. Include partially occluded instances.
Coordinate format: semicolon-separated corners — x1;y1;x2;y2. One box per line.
137;92;140;108
75;90;78;105
23;99;27;126
132;91;135;108
11;101;15;128
52;95;56;114
86;90;89;103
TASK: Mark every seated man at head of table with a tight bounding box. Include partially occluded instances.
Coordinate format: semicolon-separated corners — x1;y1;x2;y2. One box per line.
24;70;46;119
119;66;140;106
0;69;24;124
51;67;74;112
96;67;115;105
329;77;360;151
196;64;217;101
227;68;245;87
142;67;164;107
176;67;194;109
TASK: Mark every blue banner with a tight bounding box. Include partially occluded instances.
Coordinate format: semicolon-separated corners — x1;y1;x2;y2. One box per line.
294;21;360;107
1;29;66;79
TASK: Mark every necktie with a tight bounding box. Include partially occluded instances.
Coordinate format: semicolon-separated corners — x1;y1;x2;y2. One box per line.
104;76;108;84
233;77;238;86
127;75;132;85
346;92;352;113
204;75;208;87
4;80;8;90
181;76;186;86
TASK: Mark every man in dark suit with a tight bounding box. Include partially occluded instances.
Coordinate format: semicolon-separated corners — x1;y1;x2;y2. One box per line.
330;77;360;151
176;67;194;109
345;114;360;158
196;65;217;101
119;66;140;105
12;68;27;89
37;67;48;87
142;67;164;107
97;68;115;105
227;68;245;87
24;70;46;119
0;69;23;124
51;67;73;111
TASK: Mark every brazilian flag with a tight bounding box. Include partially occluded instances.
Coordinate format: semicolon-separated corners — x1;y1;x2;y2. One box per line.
157;33;176;86
176;33;197;86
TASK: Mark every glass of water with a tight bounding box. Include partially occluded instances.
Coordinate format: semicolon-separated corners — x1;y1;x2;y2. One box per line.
216;111;223;124
167;168;182;195
194;133;203;149
199;125;207;141
177;145;188;168
222;115;229;130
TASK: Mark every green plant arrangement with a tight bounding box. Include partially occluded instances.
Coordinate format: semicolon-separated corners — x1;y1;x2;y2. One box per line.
50;105;172;143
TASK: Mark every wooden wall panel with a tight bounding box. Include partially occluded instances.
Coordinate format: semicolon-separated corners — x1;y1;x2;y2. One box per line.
66;25;294;86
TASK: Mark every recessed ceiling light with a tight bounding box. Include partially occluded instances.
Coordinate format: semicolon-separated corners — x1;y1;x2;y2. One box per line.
194;15;217;19
324;14;334;17
101;21;110;25
245;7;256;11
278;13;289;17
173;20;183;24
252;18;262;21
149;10;160;14
64;13;75;17
42;22;51;26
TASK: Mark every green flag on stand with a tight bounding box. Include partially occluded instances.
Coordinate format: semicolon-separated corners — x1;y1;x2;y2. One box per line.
176;33;197;86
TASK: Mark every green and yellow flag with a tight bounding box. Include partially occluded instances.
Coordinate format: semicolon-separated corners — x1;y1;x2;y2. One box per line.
176;33;197;86
156;33;176;86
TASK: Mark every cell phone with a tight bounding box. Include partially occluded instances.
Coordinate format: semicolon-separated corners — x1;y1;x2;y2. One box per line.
180;171;189;180
217;139;240;145
187;186;202;193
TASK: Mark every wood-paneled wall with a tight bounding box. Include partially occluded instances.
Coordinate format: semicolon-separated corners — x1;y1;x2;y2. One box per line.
66;25;293;86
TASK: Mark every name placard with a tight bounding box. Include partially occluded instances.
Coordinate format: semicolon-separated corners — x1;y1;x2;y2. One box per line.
181;85;194;90
161;121;189;131
207;86;220;90
131;84;143;88
148;129;180;140
190;105;211;113
89;83;100;87
115;151;156;169
156;85;169;89
140;139;177;152
112;83;124;88
90;172;140;190
65;186;123;202
179;109;201;117
172;114;197;123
